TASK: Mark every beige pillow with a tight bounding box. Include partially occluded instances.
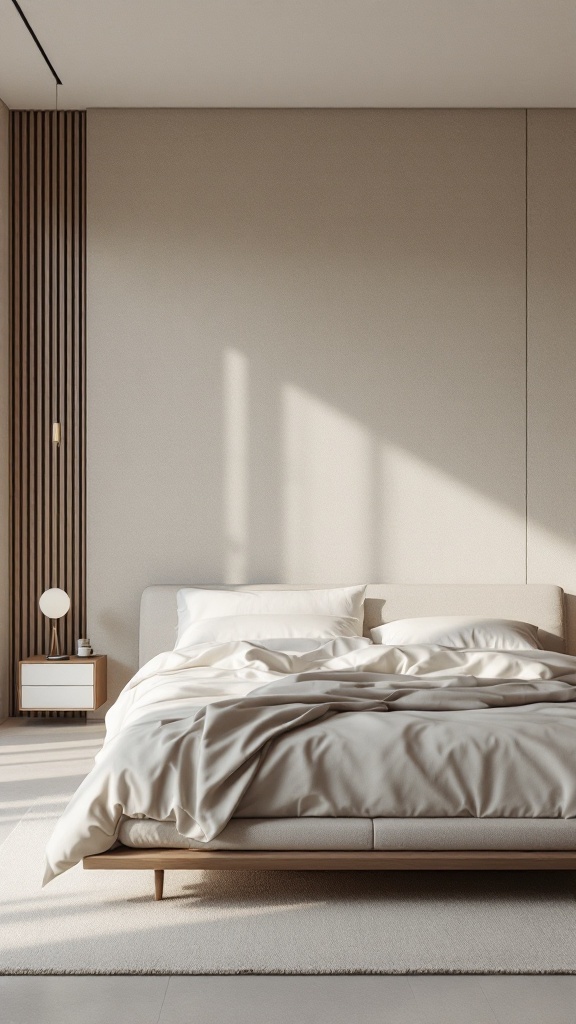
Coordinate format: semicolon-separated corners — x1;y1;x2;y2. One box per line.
371;616;542;650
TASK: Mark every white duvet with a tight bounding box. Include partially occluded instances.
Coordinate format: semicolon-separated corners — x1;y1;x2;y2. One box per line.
44;639;576;882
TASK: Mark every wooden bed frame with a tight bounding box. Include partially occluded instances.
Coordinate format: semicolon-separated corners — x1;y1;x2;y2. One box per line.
83;848;576;900
83;583;572;900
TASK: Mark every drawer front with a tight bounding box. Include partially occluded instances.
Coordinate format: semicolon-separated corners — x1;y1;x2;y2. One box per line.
20;685;94;710
21;663;94;687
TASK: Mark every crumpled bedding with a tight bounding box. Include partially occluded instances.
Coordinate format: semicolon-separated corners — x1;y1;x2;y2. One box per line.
44;638;576;882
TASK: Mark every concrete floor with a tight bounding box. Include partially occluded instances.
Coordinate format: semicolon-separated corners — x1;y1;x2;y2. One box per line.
2;717;576;1024
3;972;576;1024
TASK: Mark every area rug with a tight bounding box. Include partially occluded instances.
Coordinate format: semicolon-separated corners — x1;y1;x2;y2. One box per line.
1;797;576;975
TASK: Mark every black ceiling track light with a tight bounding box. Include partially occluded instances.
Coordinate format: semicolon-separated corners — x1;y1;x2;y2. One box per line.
10;0;62;84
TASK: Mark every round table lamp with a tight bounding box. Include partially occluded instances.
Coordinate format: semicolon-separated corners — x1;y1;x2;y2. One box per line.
39;588;71;660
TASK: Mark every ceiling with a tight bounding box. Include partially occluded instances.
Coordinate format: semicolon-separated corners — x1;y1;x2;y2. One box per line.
1;0;575;109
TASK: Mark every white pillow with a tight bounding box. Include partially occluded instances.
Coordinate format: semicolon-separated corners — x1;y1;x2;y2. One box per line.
175;586;366;648
370;616;542;651
176;614;361;648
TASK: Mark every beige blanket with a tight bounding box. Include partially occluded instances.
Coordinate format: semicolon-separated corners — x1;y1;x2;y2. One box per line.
44;640;576;882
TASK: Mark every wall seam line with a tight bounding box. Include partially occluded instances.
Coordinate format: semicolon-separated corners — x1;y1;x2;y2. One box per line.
525;107;528;587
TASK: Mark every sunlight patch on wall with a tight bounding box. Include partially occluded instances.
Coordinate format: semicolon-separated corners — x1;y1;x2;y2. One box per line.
223;349;249;582
279;383;526;585
378;443;526;583
282;384;373;582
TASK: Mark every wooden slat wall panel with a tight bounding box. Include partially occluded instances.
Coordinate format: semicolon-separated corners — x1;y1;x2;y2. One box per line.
10;111;86;717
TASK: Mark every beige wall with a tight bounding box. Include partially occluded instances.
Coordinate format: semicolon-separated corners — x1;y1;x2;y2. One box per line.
527;110;576;648
86;108;570;710
0;98;9;721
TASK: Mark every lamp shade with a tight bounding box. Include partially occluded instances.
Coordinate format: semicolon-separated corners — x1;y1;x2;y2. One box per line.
39;588;70;620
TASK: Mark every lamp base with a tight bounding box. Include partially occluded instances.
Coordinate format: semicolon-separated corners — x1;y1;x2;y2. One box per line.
47;622;68;660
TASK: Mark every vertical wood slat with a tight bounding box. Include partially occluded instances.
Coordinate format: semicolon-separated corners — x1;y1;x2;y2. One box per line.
10;111;86;717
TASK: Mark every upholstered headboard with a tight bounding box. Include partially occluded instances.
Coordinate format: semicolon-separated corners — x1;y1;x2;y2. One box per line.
139;583;565;666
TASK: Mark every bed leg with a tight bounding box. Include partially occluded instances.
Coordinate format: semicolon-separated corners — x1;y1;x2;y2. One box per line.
154;869;164;901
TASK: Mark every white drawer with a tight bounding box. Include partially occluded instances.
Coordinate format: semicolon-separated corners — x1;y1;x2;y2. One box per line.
20;684;95;710
21;663;94;687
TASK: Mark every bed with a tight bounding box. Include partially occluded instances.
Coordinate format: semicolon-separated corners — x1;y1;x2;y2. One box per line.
43;583;576;900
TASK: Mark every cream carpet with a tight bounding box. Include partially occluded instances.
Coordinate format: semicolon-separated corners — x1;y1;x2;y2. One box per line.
2;797;576;974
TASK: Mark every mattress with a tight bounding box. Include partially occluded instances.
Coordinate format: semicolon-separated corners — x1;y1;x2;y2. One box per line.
119;816;576;852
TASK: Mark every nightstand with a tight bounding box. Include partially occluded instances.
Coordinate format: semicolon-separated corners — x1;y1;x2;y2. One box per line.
18;655;107;712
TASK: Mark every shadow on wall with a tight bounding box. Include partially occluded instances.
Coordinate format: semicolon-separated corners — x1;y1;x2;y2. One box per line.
86;109;576;705
218;341;576;649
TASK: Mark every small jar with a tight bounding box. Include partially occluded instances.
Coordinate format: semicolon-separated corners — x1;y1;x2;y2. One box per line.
77;638;93;657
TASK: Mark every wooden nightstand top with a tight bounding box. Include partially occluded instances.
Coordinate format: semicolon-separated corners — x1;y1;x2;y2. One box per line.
21;654;107;665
